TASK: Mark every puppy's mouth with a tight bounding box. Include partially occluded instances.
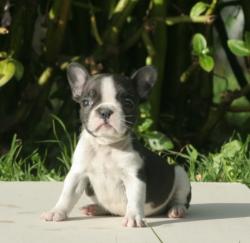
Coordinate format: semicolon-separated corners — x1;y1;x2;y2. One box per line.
86;111;128;137
95;122;113;131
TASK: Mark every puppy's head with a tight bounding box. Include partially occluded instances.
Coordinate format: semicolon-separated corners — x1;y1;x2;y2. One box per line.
67;63;157;144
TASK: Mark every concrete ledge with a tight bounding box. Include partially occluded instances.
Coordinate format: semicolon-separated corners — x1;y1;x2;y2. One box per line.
0;182;249;243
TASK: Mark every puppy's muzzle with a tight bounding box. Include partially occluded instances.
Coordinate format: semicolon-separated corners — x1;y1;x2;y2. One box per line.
97;107;114;121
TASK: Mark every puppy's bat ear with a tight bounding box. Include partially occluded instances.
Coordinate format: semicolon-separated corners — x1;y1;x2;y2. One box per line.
67;62;89;102
131;66;157;101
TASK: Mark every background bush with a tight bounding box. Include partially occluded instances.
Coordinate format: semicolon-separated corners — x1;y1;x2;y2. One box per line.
0;0;250;184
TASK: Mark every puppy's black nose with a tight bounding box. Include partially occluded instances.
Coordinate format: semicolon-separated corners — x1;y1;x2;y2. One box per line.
97;107;113;120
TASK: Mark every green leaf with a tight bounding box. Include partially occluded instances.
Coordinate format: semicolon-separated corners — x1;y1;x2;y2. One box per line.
227;39;250;56
0;60;16;87
192;33;207;55
186;145;198;162
13;60;24;80
221;140;242;158
199;54;214;72
190;2;209;18
137;118;153;133
146;131;174;151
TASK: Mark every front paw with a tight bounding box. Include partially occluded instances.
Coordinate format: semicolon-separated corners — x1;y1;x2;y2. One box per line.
40;210;67;222
122;214;145;228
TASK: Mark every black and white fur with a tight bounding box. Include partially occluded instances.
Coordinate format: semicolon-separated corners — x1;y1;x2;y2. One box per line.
41;63;191;227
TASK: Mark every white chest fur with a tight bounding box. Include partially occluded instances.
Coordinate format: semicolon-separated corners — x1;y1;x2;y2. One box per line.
72;130;144;216
86;146;128;215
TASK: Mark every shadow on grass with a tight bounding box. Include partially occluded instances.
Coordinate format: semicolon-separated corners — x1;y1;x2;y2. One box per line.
147;203;250;227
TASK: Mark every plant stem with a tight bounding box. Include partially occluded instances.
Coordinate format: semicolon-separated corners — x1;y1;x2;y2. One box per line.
217;105;250;112
149;0;167;125
120;27;143;52
206;0;218;15
161;15;215;25
104;0;139;44
45;0;72;63
198;83;250;144
89;6;103;46
91;0;139;70
142;30;156;58
180;61;199;83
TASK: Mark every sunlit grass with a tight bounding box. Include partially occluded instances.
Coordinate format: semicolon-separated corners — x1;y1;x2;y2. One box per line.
0;134;61;181
169;135;250;187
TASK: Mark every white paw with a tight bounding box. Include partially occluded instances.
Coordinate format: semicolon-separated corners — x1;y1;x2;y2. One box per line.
122;214;145;227
167;206;186;218
40;210;67;222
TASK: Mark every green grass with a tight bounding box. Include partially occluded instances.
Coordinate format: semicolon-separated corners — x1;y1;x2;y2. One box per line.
0;134;61;181
38;114;77;172
0;115;76;181
169;135;250;187
0;116;250;187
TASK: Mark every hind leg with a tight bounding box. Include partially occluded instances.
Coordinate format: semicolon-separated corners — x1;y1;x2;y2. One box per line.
167;166;191;218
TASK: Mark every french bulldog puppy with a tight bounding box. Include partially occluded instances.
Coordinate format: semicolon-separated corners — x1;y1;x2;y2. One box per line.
41;63;191;227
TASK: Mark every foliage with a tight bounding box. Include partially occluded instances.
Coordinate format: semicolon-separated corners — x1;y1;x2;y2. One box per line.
40;114;77;172
0;0;231;148
0;58;23;86
227;31;250;56
169;135;250;187
0;0;250;182
192;33;214;72
190;2;209;18
136;103;174;152
0;134;61;181
0;115;76;181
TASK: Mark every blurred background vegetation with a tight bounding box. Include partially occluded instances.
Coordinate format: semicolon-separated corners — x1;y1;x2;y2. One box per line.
0;0;249;185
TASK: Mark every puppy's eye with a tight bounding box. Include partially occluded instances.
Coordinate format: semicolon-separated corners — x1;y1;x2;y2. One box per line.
82;98;90;107
124;97;134;109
